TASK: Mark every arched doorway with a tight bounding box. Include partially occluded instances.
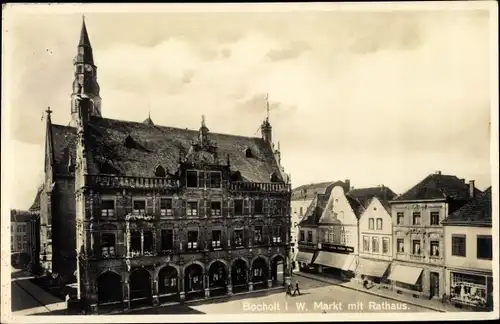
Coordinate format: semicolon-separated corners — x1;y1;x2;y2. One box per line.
97;271;122;310
158;266;179;304
184;263;204;301
271;255;285;287
129;268;152;308
208;261;227;297
252;257;268;290
231;259;248;294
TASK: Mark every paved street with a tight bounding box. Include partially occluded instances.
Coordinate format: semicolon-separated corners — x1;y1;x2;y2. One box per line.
11;268;65;315
127;274;434;314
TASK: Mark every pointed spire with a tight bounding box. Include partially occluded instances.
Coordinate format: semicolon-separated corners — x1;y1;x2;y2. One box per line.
45;106;52;123
265;93;270;122
79;15;91;47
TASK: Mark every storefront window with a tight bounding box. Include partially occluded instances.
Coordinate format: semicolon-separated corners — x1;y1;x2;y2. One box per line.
450;272;487;307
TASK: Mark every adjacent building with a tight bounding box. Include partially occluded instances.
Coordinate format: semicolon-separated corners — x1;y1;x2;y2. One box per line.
40;18;292;313
442;187;493;310
291;180;349;269
27;185;43;269
357;188;397;286
297;184;396;281
11;210;30;254
388;171;482;300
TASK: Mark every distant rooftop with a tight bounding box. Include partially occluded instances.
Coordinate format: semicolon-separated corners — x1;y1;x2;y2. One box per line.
292;180;350;200
442;187;492;226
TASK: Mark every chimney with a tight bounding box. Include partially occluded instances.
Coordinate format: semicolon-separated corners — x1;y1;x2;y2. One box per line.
345;179;350;192
469;180;475;199
460;178;465;183
435;171;441;175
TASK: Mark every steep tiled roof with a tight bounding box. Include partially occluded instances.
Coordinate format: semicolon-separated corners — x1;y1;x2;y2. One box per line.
299;193;329;226
392;173;482;202
292;180;349;200
29;185;44;211
74;117;283;182
11;210;32;222
442;187;492;226
51;124;77;175
347;186;397;216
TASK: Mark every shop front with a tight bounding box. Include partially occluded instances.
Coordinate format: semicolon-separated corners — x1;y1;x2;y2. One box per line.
356;258;391;285
449;270;493;310
295;251;316;272
313;244;356;280
388;264;424;296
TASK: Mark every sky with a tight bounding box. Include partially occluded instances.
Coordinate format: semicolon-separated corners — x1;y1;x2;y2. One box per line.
2;3;496;210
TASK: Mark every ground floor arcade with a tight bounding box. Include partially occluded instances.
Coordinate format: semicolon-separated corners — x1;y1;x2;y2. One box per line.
85;254;290;313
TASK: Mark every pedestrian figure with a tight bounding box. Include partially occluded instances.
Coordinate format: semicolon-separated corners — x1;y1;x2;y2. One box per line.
293;281;301;296
286;283;293;296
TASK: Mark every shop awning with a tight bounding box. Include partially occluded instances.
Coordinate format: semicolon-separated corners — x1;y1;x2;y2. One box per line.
388;264;423;285
295;251;315;264
313;251;356;271
356;258;390;278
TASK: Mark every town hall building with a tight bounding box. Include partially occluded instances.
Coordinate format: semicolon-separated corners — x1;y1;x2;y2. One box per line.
38;18;292;314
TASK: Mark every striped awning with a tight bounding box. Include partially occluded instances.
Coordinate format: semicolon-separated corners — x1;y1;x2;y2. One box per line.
313;251;356;271
356;258;390;278
295;251;315;264
388;264;423;285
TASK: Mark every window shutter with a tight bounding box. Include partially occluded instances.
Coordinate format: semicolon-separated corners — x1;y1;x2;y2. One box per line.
95;195;102;219
116;194;124;219
198;171;206;188
205;171;211;188
181;200;187;217
199;199;206;218
146;196;154;215
228;199;234;217
263;199;269;216
205;199;211;217
124;194;132;215
223;199;229;217
243;199;250;215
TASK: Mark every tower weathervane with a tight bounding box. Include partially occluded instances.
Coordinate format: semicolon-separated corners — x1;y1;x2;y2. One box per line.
265;93;270;121
202;114;206;127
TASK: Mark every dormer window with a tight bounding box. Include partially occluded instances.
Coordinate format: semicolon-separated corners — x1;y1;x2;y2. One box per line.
124;135;137;149
245;148;253;158
270;172;279;182
155;164;166;177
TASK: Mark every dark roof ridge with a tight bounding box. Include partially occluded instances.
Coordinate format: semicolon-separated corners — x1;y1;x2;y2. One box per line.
95;117;266;141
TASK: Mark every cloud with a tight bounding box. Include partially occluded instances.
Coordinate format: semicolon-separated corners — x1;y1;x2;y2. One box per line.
266;40;311;61
4;8;493;209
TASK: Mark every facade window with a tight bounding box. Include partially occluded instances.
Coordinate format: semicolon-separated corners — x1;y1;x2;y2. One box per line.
307;231;313;243
17;236;22;242
161;229;174;251
254;200;263;214
397;239;404;253
382;237;390;254
412;212;421;225
397;212;404;225
299;207;303;216
272;226;282;243
363;235;369;252
452;235;466;257
430;241;440;257
187;201;198;216
254;226;263;244
47;228;52;240
187;231;199;250
17;225;22;232
186;171;198;188
368;218;374;230
234;229;244;247
209;171;222;188
17;243;22;250
143;231;153;254
430;211;440;226
376;218;383;230
234;199;243;215
101;233;116;257
211;201;221;216
101;200;115;217
272;199;283;215
372;237;380;253
212;230;222;248
299;230;305;242
328;230;334;243
160;198;173;216
133;199;146;214
412;240;421;255
477;235;492;260
130;231;142;256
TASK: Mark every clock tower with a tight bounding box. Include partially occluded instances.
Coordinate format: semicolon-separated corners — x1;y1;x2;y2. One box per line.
70;16;102;126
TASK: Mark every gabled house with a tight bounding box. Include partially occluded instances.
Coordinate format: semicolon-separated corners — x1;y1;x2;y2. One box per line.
442;187;493;310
